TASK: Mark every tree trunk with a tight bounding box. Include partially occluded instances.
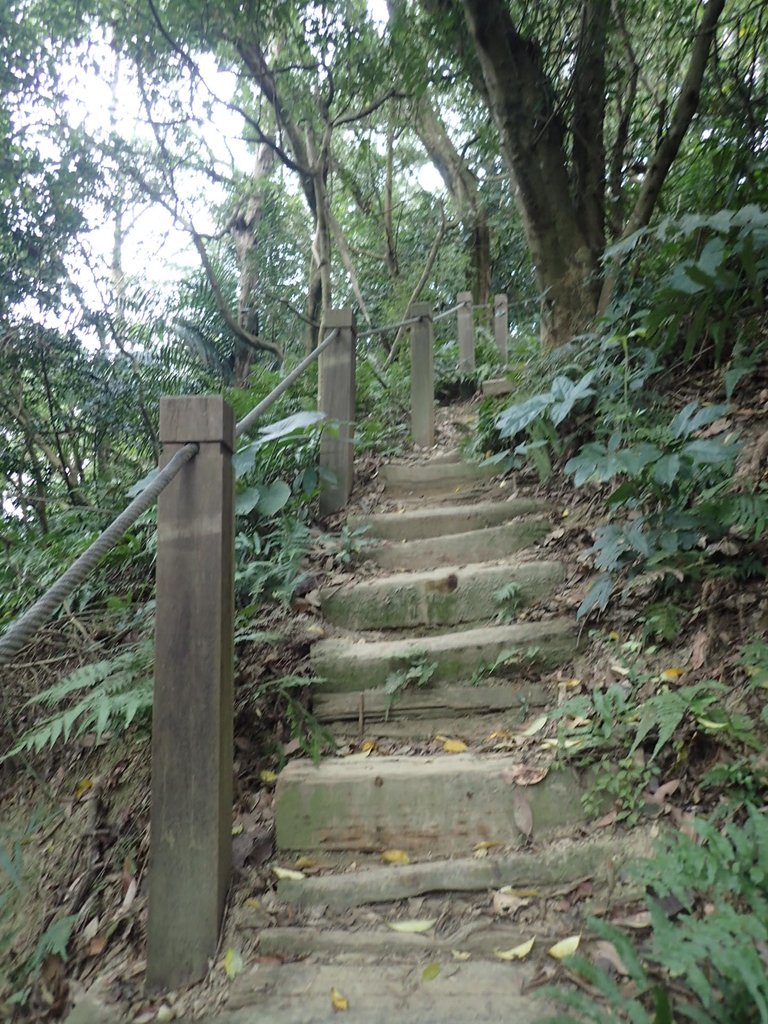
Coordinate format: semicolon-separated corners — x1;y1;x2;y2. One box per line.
231;143;274;385
459;0;600;345
414;94;491;306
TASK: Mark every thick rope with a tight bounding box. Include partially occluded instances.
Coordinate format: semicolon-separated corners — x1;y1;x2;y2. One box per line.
235;328;338;438
0;444;198;665
0;328;345;664
432;302;465;323
356;316;421;339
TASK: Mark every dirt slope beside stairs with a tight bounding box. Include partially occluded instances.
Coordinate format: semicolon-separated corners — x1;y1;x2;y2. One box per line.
194;443;652;1024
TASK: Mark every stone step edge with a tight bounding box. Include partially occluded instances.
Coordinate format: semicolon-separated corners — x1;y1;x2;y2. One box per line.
347;498;551;542
364;516;551;572
310;618;577;693
275;829;653;909
274;755;594;854
319;559;565;631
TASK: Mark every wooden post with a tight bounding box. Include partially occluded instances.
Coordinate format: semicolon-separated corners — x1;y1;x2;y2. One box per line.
494;294;509;364
147;396;234;991
409;303;434;447
319;309;356;516
457;291;475;371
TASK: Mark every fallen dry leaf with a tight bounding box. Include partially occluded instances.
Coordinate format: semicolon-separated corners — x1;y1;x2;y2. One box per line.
511;790;533;837
501;765;549;786
518;714;548;738
494;937;535;961
593;940;629;976
548;935;580;960
422;962;441;982
386;919;436;933
441;738;468;753
381;849;410;865
660;667;684;682
492;890;531;916
259;769;278;784
223;948;243;980
330;987;348;1012
273;866;305;880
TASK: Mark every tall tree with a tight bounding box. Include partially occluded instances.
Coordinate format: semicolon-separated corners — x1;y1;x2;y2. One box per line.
421;0;727;345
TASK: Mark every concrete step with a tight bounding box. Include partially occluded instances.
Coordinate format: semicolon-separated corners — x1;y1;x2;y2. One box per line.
274;752;591;854
379;459;498;498
207;960;549;1024
320;558;564;631
275;830;651;909
311;618;577;692
348;497;549;542
364;516;551;571
314;683;549;741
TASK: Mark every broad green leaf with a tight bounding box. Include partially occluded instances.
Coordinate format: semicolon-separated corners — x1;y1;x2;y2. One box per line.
258;480;292;517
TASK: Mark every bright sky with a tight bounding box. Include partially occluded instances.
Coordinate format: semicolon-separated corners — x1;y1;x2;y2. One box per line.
55;3;442;340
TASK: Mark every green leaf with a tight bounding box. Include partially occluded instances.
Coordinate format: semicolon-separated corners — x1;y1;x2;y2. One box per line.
235;486;262;516
258;480;291;517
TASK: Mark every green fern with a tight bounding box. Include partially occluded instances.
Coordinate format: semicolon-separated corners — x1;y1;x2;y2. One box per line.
5;641;153;758
631;681;726;762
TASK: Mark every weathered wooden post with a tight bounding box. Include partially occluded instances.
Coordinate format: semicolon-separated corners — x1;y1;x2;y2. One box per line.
319;309;356;516
409;302;434;447
147;396;234;991
494;294;509;364
457;291;475;371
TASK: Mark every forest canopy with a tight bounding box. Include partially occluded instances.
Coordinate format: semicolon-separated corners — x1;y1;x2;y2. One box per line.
1;0;766;543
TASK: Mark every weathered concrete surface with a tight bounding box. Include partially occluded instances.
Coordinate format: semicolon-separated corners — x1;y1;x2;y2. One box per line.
348;498;549;542
320;559;564;630
274;754;590;854
482;377;514;397
192;961;550;1024
276;830;653;908
365;516;551;571
311;618;577;692
314;682;549;724
379;459;498;497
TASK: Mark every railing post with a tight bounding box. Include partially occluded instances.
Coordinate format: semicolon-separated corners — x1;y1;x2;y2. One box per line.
147;396;234;991
494;293;509;364
319;309;356;516
457;291;475;371
409;302;434;447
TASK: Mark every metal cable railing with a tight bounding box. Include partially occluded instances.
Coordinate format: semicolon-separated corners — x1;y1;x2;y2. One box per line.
0;329;341;666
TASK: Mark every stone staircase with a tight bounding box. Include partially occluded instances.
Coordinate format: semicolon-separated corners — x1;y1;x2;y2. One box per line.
208;445;648;1024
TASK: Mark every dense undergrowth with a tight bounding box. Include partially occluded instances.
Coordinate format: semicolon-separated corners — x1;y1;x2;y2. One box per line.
2;204;768;1019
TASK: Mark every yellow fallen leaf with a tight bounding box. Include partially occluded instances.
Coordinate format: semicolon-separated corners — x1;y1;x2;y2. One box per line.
494;937;535;961
451;950;471;961
518;714;548;738
294;856;318;870
305;623;326;638
442;738;468;753
561;509;570;518
660;667;684;681
487;729;512;740
259;769;278;784
381;849;410;865
223;947;243;979
540;737;584;750
244;897;261;909
499;886;540;898
473;846;489;859
565;678;582;689
330;987;348;1011
75;778;93;799
473;841;500;852
273;866;305;880
386;919;436;933
361;739;377;752
608;631;620;641
548;934;581;960
422;962;441;982
232;823;244;836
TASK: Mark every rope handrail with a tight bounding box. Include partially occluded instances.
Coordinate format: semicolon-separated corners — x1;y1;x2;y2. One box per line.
0;328;342;665
356;316;421;339
432;301;465;322
0;445;198;664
